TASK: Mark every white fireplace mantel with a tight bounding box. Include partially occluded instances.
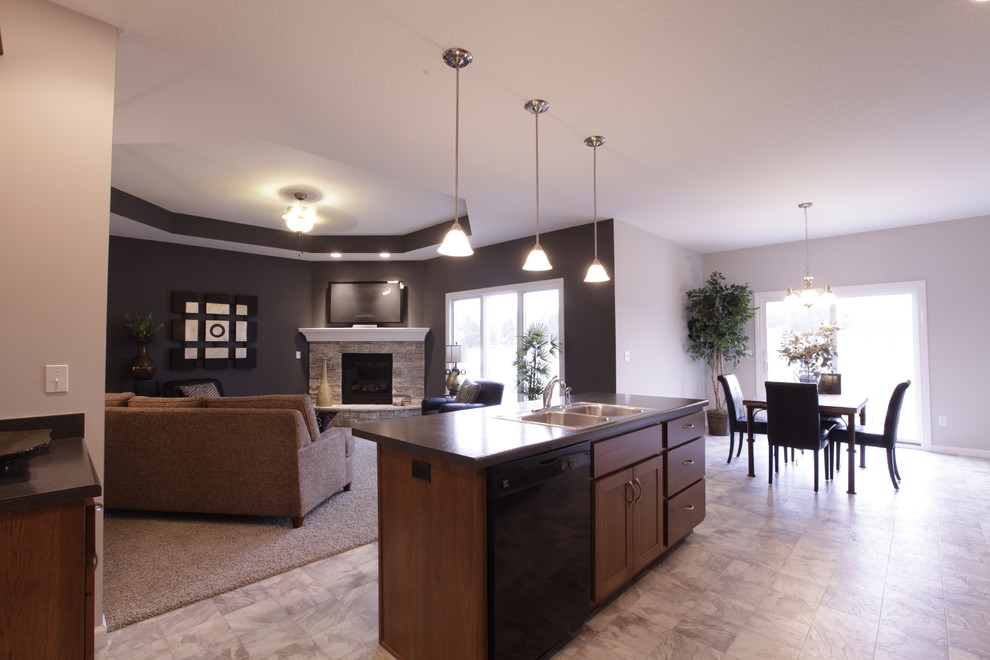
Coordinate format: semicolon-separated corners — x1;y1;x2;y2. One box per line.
299;327;431;343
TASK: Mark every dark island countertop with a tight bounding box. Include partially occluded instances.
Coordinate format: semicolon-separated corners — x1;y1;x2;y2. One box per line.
351;392;708;468
0;437;101;514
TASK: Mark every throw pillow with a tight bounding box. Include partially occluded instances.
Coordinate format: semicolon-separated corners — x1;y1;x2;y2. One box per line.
179;382;221;398
454;379;480;404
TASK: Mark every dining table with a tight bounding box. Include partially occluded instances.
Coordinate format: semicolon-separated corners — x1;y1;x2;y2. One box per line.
743;392;869;494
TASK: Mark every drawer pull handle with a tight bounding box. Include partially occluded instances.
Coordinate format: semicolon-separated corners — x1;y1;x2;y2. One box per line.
682;423;695;429
682;459;695;465
683;504;696;511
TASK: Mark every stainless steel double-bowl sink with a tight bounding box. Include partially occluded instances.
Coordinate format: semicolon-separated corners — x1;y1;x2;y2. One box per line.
498;402;656;429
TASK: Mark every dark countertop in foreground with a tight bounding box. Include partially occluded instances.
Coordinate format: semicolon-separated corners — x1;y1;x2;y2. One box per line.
0;437;101;514
351;392;708;468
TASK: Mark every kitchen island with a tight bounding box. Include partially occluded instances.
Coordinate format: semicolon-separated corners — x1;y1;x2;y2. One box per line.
351;392;707;660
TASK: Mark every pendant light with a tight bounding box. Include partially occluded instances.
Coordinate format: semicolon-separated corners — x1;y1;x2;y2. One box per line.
281;192;316;233
437;48;474;257
785;202;835;307
522;99;552;271
583;136;610;282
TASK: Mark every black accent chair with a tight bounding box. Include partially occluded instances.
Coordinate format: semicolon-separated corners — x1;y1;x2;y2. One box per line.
421;379;504;415
765;381;839;492
828;380;911;490
718;374;768;464
162;378;224;397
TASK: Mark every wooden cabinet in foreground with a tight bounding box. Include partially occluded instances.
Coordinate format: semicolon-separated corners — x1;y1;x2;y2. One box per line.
592;410;706;604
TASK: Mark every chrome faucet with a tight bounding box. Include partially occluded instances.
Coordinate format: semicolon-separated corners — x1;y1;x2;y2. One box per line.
542;376;572;408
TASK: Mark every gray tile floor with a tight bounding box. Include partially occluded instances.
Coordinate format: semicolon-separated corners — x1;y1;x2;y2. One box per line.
99;435;990;659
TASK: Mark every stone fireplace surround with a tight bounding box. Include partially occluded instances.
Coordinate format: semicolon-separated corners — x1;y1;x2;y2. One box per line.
299;328;429;426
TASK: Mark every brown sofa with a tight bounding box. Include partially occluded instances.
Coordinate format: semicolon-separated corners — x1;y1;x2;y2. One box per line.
104;393;353;527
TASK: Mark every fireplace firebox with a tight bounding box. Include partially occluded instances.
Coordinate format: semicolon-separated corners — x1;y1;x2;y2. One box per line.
341;353;393;404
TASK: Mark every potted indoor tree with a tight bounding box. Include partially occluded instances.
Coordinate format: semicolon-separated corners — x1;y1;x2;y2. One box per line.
513;322;560;401
685;272;756;435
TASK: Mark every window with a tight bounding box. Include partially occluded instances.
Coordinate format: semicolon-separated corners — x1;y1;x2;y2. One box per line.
755;281;930;447
447;279;563;401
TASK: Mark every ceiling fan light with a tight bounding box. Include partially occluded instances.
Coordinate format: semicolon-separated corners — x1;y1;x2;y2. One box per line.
584;259;610;282
282;193;316;233
438;220;474;256
523;243;552;271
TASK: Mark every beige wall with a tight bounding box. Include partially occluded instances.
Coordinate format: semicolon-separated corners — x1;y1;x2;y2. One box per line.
0;0;116;635
703;215;990;457
614;221;705;400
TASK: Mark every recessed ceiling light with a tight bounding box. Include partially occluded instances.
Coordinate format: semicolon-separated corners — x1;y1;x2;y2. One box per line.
329;252;342;258
379;252;391;258
971;0;989;4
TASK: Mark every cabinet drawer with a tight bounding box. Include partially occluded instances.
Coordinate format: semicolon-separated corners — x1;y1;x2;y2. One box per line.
593;424;662;478
664;411;705;449
665;479;705;547
665;437;705;497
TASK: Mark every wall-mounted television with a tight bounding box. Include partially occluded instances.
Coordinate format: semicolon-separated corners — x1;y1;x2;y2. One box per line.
326;281;406;327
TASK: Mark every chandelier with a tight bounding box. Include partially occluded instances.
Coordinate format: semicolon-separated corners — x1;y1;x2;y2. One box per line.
785;202;835;307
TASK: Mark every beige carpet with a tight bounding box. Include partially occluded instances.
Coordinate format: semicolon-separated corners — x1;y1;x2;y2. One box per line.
102;437;378;631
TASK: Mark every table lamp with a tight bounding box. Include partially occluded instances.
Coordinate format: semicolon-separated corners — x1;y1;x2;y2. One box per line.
444;344;464;396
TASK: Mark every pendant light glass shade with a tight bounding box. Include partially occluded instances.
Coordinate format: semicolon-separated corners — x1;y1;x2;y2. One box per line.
523;242;552;271
438;221;472;256
523;99;552;271
282;192;316;233
583;135;610;283
584;259;610;282
784;202;834;307
438;48;474;257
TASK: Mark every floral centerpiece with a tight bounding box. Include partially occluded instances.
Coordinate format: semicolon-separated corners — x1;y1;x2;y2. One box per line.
778;322;839;382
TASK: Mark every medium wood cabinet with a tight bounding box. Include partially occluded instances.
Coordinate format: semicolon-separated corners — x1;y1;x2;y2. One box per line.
0;437;101;660
0;499;98;660
592;411;706;604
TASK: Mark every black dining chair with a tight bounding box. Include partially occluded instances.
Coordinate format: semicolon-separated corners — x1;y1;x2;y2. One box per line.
828;380;911;490
765;381;840;492
718;374;768;464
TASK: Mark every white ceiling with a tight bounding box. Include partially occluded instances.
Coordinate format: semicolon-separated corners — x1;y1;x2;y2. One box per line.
54;0;990;260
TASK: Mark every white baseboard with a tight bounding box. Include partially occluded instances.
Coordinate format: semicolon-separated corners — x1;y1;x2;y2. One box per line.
929;445;990;460
95;615;107;650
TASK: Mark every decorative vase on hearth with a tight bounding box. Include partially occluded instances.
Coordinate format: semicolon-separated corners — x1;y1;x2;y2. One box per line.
316;357;333;407
130;342;156;380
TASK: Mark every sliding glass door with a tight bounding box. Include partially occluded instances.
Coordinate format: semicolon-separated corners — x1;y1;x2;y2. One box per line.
448;279;563;402
755;281;929;447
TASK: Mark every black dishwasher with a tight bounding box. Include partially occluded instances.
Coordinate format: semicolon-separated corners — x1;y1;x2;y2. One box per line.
488;441;591;660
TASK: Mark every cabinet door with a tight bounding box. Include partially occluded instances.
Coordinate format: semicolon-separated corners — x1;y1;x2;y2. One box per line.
0;500;86;659
632;455;665;573
592;468;634;603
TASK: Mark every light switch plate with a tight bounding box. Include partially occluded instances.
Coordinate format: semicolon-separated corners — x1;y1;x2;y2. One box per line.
45;364;69;393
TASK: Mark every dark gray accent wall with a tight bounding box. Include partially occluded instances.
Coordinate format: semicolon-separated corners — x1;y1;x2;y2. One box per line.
421;220;616;398
107;237;312;395
106;220;615;400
